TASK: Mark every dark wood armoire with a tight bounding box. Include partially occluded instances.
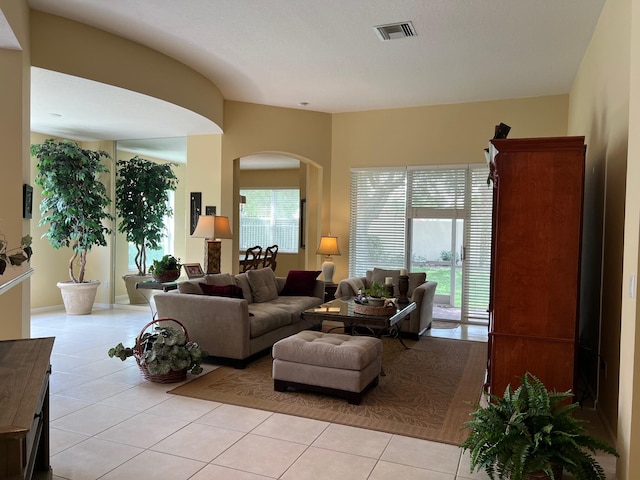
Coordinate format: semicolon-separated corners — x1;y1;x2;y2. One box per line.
487;136;586;396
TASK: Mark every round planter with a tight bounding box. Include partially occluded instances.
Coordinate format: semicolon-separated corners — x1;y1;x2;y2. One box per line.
152;269;181;283
367;297;385;307
57;280;100;315
122;274;152;305
523;465;563;480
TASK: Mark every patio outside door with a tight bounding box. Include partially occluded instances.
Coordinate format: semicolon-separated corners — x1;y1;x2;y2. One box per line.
410;217;463;321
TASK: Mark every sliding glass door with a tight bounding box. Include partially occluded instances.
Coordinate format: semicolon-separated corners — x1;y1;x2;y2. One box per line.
410;217;463;320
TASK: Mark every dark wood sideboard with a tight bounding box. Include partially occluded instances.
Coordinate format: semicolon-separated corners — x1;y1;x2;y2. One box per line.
0;337;54;479
487;136;585;397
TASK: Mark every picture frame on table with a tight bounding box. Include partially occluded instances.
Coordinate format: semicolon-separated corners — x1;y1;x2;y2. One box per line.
183;263;205;279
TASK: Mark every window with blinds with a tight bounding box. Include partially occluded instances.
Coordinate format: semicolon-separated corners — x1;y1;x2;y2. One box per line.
349;164;491;323
349;168;406;277
239;189;300;253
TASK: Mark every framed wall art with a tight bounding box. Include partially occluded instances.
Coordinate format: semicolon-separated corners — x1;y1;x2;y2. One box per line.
23;184;33;219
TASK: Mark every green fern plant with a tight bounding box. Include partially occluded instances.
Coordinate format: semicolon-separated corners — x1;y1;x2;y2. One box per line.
461;373;617;480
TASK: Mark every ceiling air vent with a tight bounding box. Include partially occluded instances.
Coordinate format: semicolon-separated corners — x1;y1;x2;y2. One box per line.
374;21;416;41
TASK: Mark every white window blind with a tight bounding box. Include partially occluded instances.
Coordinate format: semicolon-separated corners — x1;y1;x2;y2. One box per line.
349;168;406;277
407;166;466;217
463;165;492;322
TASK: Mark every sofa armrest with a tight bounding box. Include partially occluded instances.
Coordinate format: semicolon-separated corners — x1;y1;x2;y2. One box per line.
410;281;437;334
154;292;251;359
335;276;367;298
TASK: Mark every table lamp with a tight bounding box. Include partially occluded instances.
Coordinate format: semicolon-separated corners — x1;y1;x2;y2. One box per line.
192;215;233;274
316;235;340;284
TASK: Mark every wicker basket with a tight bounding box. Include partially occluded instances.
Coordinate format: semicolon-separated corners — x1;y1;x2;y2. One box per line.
135;318;188;383
353;303;395;316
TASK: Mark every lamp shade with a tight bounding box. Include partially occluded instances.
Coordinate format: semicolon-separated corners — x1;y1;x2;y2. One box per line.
213;216;233;239
191;215;216;239
316;236;340;256
192;215;233;240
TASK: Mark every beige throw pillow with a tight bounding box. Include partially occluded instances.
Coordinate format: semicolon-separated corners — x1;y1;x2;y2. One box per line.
246;267;279;303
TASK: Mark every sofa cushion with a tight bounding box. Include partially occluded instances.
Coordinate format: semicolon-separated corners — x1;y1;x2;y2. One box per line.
280;270;321;296
247;267;279;303
178;279;204;294
178;273;239;295
247;303;293;338
200;283;244;298
234;273;253;303
204;273;237;286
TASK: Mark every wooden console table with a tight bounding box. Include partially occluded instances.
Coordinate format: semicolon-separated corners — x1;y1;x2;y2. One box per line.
0;337;54;479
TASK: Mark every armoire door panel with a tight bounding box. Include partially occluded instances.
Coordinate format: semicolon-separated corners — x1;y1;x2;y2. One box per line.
489;334;575;396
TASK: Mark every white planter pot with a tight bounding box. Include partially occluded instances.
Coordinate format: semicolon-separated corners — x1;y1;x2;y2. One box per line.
57;280;100;315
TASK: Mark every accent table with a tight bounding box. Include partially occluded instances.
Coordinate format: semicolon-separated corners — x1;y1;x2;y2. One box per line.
135;281;179;318
302;298;416;348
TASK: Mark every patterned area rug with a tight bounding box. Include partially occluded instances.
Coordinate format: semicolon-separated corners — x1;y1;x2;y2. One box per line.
169;336;487;445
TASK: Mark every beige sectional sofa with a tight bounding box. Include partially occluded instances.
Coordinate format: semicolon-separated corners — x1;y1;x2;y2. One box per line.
154;268;324;366
335;268;437;337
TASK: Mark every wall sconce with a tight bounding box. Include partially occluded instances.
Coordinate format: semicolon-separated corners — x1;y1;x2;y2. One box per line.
316;235;341;284
191;215;233;274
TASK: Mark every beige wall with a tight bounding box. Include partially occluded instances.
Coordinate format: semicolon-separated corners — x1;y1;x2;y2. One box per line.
568;0;635;477
0;0;30;339
185;135;227;271
330;95;569;281
30;11;224;130
221;101;332;273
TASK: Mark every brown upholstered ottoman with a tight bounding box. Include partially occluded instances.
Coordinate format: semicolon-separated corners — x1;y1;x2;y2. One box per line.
272;330;382;404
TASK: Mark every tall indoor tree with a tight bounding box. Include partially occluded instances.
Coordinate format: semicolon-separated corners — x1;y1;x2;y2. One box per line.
115;156;178;275
32;138;113;314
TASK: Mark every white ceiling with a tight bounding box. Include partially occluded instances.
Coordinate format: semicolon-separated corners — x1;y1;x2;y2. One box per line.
25;0;605;158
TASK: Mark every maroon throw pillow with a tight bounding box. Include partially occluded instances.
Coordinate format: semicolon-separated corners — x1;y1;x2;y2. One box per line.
280;270;321;296
199;283;244;298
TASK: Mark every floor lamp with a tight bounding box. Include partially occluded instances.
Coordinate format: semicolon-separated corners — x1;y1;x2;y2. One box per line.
316;235;341;284
192;215;233;274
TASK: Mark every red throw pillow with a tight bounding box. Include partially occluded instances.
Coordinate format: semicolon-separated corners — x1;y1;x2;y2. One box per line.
280;270;321;296
199;283;244;298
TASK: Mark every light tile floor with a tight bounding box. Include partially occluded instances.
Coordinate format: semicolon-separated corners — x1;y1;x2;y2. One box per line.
30;307;615;479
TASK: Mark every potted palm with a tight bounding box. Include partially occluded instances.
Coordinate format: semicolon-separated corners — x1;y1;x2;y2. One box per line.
115;156;178;304
461;373;617;480
32;139;113;315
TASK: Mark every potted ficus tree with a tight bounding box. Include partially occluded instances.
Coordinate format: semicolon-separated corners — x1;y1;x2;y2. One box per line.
114;156;178;304
32;138;113;315
461;373;618;480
